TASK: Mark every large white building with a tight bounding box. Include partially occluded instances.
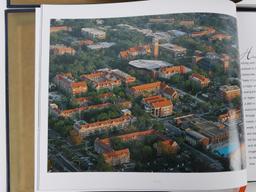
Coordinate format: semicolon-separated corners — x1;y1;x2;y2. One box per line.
81;28;106;40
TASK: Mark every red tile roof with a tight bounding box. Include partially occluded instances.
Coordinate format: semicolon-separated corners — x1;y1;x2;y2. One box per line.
131;82;161;92
144;95;172;108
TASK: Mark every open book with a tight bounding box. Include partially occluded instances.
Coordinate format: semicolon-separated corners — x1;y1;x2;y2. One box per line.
3;0;251;191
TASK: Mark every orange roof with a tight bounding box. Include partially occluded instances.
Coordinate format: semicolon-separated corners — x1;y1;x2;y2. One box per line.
74;97;89;103
161;140;174;146
56;73;73;81
103;148;130;159
99;138;111;145
79;39;94;45
80;114;131;130
98;129;156;147
129;47;137;52
131;82;161;92
120;51;129;58
61;103;111;117
97;79;121;86
144;95;172;108
162;85;177;97
55;46;75;52
82;71;104;80
143;95;163;103
71;81;87;88
50;26;70;33
151;99;172;108
192;27;216;37
160;65;186;74
191;73;210;83
121;45;151;55
74;93;113;104
212;33;232;40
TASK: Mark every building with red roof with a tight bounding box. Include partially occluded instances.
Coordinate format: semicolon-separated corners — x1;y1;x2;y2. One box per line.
160;83;178;100
210;33;232;41
190;73;210;88
220;85;241;101
119;45;151;59
143;95;173;117
218;109;241;122
103;148;130;166
154;139;180;155
130;81;161;96
74;114;133;138
81;69;136;90
51;44;76;55
60;103;111;118
50;26;72;33
54;73;87;95
191;27;216;38
78;39;94;46
158;65;190;79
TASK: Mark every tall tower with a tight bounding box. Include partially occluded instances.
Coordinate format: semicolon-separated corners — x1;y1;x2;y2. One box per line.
153;39;159;58
222;54;230;72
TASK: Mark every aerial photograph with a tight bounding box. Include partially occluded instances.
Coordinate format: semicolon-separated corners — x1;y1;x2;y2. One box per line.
47;13;245;173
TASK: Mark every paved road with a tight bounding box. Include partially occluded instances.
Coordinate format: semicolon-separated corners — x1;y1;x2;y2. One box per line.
55;153;81;172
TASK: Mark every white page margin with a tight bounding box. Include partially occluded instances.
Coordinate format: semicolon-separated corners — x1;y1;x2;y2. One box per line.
36;1;247;191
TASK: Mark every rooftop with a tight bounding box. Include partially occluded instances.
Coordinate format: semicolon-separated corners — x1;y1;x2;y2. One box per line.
144;95;172;108
81;27;105;34
190;73;210;82
159;43;187;52
186;129;208;140
220;85;240;92
129;60;172;70
78;114;132;131
131;81;161;92
160;65;191;74
87;42;115;50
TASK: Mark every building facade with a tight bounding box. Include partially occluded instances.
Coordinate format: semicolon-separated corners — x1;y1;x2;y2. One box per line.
130;81;161;96
220;85;241;101
51;44;76;55
185;129;210;148
103;148;130;166
190;73;210;88
74;115;133;138
54;73;87;95
81;28;106;40
158;65;190;79
143;95;173;117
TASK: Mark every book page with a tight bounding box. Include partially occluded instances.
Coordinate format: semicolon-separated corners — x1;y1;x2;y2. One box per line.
36;0;247;191
238;10;256;182
0;2;7;192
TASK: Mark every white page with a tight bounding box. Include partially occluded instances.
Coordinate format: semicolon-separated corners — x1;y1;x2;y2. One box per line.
0;2;7;192
35;6;42;192
36;0;247;191
246;182;256;191
238;10;256;182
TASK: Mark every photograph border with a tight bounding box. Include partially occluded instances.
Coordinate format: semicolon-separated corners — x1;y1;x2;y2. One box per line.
36;1;247;191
